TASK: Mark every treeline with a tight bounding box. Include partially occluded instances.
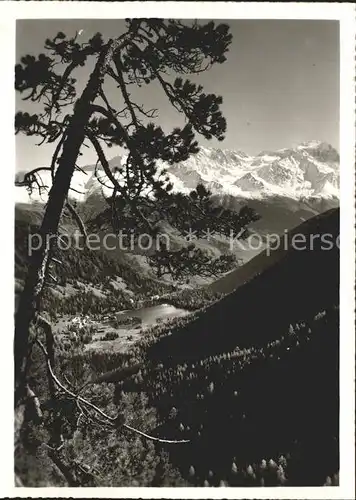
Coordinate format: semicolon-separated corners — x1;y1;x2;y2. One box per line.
15;219;173;301
42;288;135;319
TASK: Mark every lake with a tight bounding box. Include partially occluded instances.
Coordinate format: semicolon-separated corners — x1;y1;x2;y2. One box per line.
117;303;189;327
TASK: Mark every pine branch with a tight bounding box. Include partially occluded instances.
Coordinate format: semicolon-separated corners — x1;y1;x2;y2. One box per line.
86;130;153;231
112;52;140;129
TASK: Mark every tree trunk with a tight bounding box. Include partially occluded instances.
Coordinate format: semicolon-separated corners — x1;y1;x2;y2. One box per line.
14;40;116;403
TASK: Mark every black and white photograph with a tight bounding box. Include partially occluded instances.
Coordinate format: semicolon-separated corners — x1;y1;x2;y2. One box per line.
0;2;355;497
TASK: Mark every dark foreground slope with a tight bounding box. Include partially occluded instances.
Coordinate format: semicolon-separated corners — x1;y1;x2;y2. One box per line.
132;208;339;486
209;203;338;295
148;208;339;362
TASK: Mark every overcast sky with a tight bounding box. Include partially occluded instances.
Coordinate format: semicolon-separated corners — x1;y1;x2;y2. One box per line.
16;19;339;172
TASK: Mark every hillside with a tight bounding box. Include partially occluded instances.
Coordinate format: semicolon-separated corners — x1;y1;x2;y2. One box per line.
208;206;339;295
148;208;339;361
15;216;176;317
125;208;340;486
137;305;339;487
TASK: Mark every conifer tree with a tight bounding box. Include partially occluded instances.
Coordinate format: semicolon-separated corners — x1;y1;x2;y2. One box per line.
15;19;234;400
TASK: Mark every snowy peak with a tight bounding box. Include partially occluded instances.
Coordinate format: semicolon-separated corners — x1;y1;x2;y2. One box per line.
15;141;339;204
294;141;340;163
163;141;339;200
234;172;265;192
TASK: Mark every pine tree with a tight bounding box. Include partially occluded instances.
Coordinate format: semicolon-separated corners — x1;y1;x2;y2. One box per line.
15;20;233;401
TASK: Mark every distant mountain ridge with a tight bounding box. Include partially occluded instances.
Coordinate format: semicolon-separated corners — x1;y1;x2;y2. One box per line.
167;141;339;200
15;140;339;204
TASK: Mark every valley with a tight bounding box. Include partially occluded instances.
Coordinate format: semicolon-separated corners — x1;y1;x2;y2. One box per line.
52;303;190;354
15;142;340;487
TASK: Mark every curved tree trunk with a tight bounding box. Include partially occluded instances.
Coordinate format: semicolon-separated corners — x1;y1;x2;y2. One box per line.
14;40;116;404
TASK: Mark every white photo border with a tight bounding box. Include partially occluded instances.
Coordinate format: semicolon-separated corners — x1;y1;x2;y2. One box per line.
0;2;354;499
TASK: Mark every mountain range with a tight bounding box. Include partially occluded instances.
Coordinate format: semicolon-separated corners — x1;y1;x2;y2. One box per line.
15;140;339;205
15;140;340;282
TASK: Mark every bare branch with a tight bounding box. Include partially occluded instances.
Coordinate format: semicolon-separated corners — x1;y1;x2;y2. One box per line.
63;373;77;391
25;384;43;421
43;441;64;453
36;339;190;444
123;423;190;444
132;102;159;119
51;257;63;265
74;164;88;175
36;314;56;398
69;187;85;195
65;201;88;239
96;90;151;202
15;167;52;196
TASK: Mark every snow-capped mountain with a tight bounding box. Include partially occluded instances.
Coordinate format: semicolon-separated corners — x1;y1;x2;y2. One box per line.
164;141;339;201
15;141;339;204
